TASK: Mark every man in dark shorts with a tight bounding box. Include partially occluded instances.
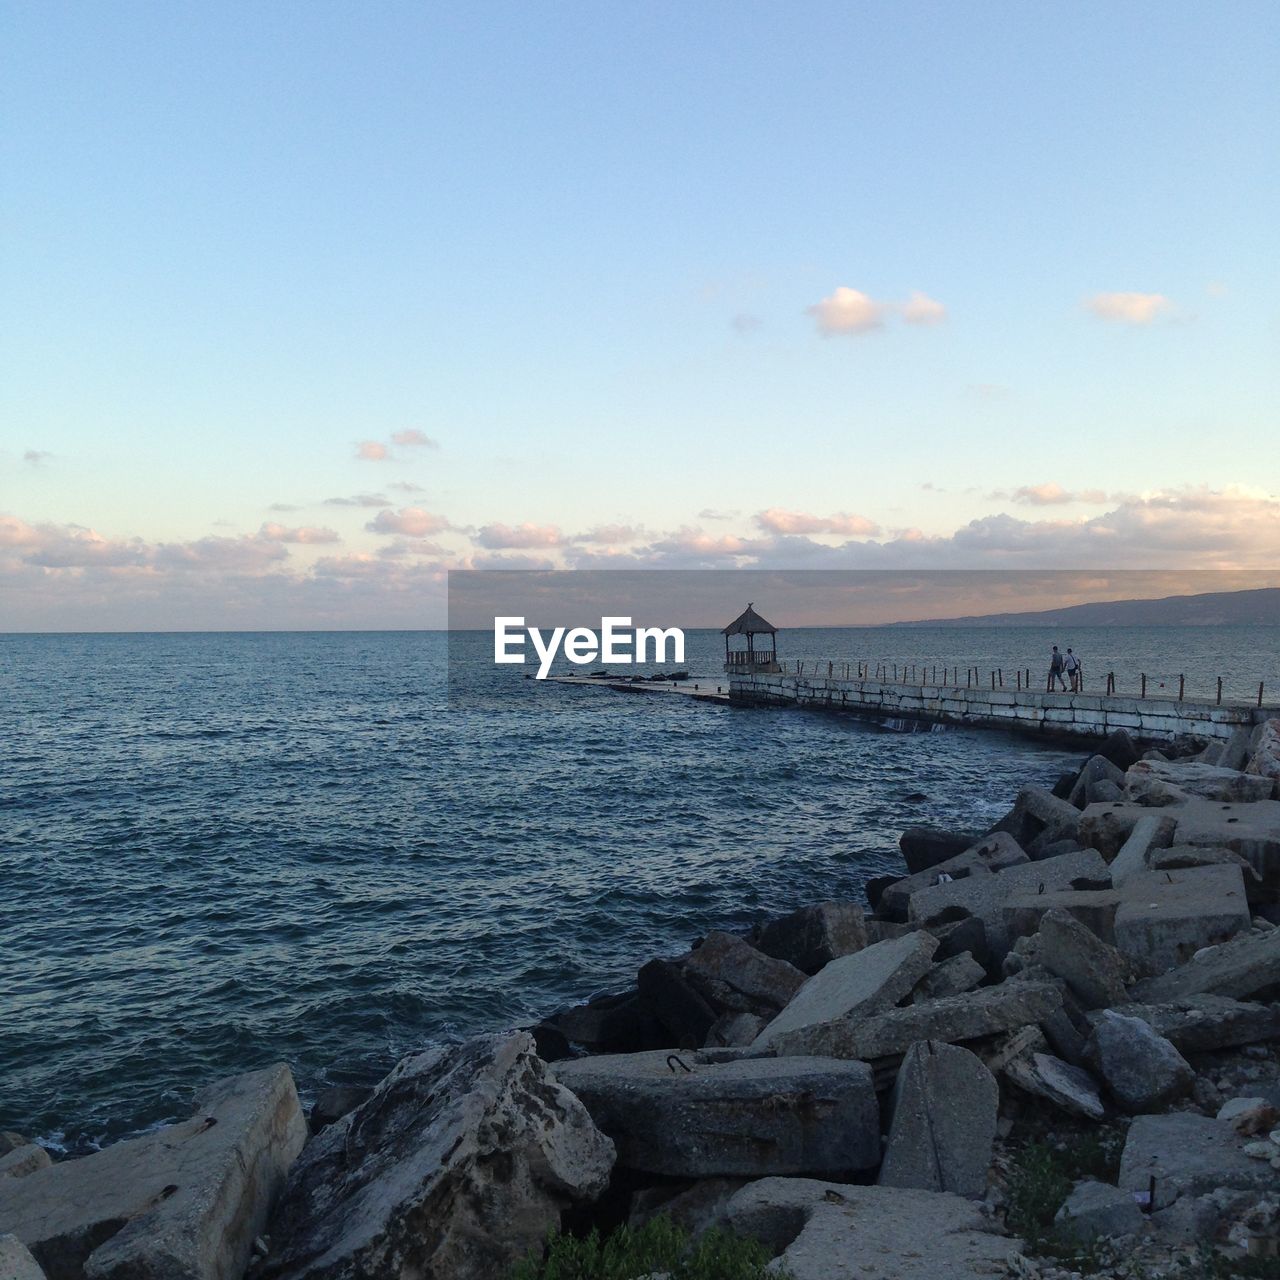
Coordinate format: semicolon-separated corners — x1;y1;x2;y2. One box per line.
1048;645;1066;691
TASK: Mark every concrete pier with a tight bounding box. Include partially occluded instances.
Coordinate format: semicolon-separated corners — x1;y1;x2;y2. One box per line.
729;670;1278;742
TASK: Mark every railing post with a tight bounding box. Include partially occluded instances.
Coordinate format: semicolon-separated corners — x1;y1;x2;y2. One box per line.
1178;674;1184;701
1260;682;1266;708
1217;677;1222;705
1141;673;1147;698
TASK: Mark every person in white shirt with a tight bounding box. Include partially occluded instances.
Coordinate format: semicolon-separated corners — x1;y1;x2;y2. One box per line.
1063;647;1082;692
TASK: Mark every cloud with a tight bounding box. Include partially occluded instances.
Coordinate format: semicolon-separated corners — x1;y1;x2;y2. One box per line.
573;524;640;545
993;483;1114;507
268;502;301;513
730;313;762;334
355;440;390;461
1085;292;1173;325
755;508;881;536
389;481;425;493
365;507;452;537
391;429;438;448
23;450;52;465
698;508;738;521
900;291;947;326
324;493;391;508
807;287;887;336
258;522;341;545
474;522;566;549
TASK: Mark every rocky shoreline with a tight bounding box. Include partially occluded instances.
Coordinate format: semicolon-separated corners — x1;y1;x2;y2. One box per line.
4;718;1280;1278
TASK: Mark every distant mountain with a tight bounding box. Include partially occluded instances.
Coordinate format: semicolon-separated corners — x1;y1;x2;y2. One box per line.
899;587;1280;627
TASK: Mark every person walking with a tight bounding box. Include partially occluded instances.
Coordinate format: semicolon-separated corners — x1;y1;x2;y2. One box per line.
1064;647;1082;692
1047;645;1066;691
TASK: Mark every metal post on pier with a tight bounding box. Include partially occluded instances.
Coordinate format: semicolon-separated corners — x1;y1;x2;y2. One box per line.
1178;674;1185;701
1141;674;1147;698
1217;677;1223;705
1261;682;1266;708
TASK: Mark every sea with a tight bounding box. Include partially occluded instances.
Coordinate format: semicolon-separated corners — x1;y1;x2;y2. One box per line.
3;625;1278;1150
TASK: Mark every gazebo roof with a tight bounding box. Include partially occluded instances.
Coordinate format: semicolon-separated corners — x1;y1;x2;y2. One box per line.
722;603;777;636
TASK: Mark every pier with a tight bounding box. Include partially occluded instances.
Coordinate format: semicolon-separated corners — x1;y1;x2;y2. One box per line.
729;668;1279;742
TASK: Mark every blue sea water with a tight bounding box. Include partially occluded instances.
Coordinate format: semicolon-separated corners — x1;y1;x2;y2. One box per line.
2;625;1277;1149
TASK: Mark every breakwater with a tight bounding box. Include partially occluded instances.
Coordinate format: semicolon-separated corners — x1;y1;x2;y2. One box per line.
730;669;1279;742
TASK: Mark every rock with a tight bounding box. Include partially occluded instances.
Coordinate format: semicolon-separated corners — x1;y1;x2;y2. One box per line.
0;1137;27;1157
724;1178;1019;1280
704;1011;764;1047
753;931;938;1049
864;919;915;944
928;915;992;971
1003;1052;1105;1121
769;981;1062;1061
628;1178;747;1235
879;1042;998;1197
683;931;806;1016
1119;1113;1277;1209
1172;798;1280;888
308;1085;373;1135
751;902;867;974
1078;802;1150;857
1103;995;1280;1054
0;1064;305;1280
1039;1003;1091;1066
1088;1011;1194;1113
879;832;1028;921
913;952;986;1002
1016;785;1083;840
1245;718;1280;792
864;874;898;912
551;990;662;1054
1029;907;1131;1009
1087;780;1125;804
1222;726;1254;771
552;1051;878;1178
637;958;717;1048
529;1022;572;1062
908;848;1110;962
263;1033;613;1280
1069;755;1126;809
1132;925;1280;1003
899;827;983;876
1149;1194;1222;1244
0;1235;45;1280
1055;1180;1144;1240
1109;813;1178;884
1126;759;1277;806
1004;886;1123;946
1099;728;1142;771
0;1147;51;1181
1148;842;1262;885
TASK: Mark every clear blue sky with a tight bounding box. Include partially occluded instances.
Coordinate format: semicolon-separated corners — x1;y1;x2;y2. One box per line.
3;1;1278;627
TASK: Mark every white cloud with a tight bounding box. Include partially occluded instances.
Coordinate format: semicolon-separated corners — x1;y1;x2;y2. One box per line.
258;522;341;545
365;507;452;537
355;440;389;461
755;508;880;536
807;287;887;336
474;522;565;549
900;291;947;325
1086;292;1173;325
324;493;391;508
992;483;1114;507
23;450;52;465
391;429;438;448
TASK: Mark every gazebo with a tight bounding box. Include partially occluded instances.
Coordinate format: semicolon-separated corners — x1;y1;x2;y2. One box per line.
722;603;780;673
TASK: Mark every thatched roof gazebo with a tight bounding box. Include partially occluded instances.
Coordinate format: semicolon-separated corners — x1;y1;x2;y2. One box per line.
722;603;780;673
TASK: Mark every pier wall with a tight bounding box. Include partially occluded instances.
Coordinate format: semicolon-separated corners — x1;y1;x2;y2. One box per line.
729;671;1276;742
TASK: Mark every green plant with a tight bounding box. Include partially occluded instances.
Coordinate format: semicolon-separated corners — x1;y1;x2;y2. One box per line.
510;1215;788;1280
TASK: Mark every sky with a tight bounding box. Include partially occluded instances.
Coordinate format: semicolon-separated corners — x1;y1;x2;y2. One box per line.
2;1;1278;629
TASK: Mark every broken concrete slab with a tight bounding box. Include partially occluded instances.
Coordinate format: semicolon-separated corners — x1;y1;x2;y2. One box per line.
879;832;1027;922
0;1234;45;1280
1245;718;1280;793
751;902;867;974
1131;919;1280;1002
912;952;986;1003
552;1051;879;1177
1173;799;1280;887
724;1178;1019;1280
1078;802;1150;858
263;1033;613;1280
1109;813;1178;884
1125;759;1276;806
1098;729;1142;772
1118;1113;1277;1209
1222;726;1254;771
636;958;717;1048
879;1041;998;1198
1069;755;1127;810
1111;865;1252;974
683;931;806;1016
1027;907;1131;1010
0;1064;305;1280
753;931;938;1049
1088;1011;1194;1114
1054;1180;1144;1241
1003;1052;1105;1121
1004;887;1123;946
899;826;985;876
769;981;1062;1061
0;1147;50;1181
908;848;1110;962
1096;995;1280;1054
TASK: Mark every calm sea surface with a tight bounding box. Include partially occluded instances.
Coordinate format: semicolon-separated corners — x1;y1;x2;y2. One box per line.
3;625;1277;1148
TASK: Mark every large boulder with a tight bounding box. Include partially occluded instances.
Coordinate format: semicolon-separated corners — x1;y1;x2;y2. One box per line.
1245;718;1280;793
1125;759;1276;806
1069;755;1127;809
1098;729;1142;771
724;1178;1018;1280
0;1064;305;1280
0;1234;45;1280
912;952;986;1003
769;981;1062;1061
1118;1113;1277;1209
879;1042;998;1197
1172;798;1280;888
1104;995;1280;1053
878;832;1027;922
1108;813;1178;884
753;931;938;1049
552;1051;879;1178
636;959;717;1048
1077;802;1149;858
682;932;806;1017
1054;1180;1144;1241
1087;1011;1194;1113
750;901;867;974
1003;1052;1105;1121
899;827;983;876
1025;907;1131;1009
0;1147;51;1181
262;1034;614;1280
1132;925;1280;1003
